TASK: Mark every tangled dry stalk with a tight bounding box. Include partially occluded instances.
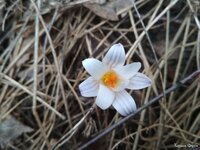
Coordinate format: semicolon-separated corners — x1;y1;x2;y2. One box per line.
0;0;200;150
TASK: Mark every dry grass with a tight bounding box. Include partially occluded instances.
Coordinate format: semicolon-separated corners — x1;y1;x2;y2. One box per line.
0;0;200;150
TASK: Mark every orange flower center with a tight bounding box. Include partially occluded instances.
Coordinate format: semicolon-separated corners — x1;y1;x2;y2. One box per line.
101;70;119;89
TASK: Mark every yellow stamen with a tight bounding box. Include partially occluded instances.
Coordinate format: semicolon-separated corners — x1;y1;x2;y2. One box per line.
101;70;119;88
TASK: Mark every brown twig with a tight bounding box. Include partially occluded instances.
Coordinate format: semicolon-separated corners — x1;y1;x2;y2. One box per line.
78;70;200;150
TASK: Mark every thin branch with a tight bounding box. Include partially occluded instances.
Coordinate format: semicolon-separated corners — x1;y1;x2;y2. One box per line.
78;69;200;150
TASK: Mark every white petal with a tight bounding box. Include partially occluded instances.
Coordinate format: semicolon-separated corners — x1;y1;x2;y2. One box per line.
113;80;129;92
114;62;141;79
96;84;115;110
82;58;108;80
127;73;152;90
103;43;126;68
79;77;99;97
112;91;137;116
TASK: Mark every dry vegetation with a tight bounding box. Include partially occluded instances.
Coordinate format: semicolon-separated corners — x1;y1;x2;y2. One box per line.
0;0;200;150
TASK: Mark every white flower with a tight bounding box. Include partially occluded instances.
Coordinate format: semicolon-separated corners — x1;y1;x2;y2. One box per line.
79;43;152;116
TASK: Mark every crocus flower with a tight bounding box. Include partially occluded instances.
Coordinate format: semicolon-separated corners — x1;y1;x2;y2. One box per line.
79;43;151;116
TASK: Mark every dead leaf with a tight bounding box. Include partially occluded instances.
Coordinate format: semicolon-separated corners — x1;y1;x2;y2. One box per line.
106;0;133;15
84;0;133;21
153;40;166;57
0;116;33;148
153;39;180;59
84;2;118;21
